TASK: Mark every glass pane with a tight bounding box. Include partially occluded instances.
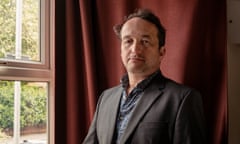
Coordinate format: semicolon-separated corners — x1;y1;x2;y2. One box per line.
0;81;48;144
0;0;40;62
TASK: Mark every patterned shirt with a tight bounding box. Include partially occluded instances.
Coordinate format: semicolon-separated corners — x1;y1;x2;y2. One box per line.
114;70;160;144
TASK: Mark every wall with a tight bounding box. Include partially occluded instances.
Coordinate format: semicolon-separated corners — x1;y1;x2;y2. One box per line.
228;44;240;144
227;0;240;144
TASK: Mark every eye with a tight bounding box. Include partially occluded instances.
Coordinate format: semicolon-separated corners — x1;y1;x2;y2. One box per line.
122;38;133;46
141;39;151;46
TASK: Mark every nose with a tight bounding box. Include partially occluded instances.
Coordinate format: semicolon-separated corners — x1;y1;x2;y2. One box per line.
130;41;142;53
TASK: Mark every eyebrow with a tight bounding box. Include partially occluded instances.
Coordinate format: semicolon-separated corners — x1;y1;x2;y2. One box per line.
142;35;151;39
122;34;152;40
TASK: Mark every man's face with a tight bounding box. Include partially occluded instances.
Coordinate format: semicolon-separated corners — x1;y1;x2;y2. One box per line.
120;17;165;76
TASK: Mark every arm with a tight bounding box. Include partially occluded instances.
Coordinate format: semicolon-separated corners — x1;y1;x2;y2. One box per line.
82;94;104;144
173;89;206;144
82;111;99;144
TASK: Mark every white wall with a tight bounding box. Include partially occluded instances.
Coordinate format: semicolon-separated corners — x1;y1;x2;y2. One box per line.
227;0;240;144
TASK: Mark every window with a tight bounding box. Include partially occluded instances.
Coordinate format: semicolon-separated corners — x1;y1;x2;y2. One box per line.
0;0;54;144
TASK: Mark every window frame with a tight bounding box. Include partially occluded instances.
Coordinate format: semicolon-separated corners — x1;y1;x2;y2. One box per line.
0;0;50;70
0;0;55;143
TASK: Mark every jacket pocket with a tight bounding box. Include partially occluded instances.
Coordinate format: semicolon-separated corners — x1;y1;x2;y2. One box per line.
132;122;170;144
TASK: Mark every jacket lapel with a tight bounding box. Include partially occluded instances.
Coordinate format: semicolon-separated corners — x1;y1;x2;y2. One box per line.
120;84;164;143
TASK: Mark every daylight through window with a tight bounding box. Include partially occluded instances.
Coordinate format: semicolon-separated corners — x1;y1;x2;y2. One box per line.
0;0;54;144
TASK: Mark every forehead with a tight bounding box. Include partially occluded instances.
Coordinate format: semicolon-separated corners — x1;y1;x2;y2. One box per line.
121;17;158;38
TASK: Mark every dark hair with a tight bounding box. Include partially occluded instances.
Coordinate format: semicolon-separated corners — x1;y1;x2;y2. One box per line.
113;9;166;47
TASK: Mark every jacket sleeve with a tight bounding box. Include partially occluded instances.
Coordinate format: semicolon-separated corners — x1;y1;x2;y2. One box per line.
82;95;103;144
82;112;99;144
173;89;207;144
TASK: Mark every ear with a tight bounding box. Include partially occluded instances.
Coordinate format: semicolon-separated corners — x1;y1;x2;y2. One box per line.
159;47;166;60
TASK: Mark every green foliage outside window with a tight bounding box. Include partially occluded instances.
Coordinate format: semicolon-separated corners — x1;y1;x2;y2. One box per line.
0;0;39;61
0;81;47;130
0;81;14;129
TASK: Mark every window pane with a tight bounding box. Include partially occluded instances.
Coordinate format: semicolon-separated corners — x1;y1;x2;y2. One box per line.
0;0;40;62
0;81;48;144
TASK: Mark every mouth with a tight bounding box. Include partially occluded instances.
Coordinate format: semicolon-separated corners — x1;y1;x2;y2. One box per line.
128;56;145;62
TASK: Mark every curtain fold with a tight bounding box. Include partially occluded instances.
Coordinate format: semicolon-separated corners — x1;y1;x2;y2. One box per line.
55;0;227;143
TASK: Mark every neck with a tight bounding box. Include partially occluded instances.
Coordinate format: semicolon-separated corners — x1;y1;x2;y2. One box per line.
128;69;159;87
125;73;144;95
127;71;149;90
128;74;145;87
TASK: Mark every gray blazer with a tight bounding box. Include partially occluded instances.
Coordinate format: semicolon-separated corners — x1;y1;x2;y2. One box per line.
83;74;206;144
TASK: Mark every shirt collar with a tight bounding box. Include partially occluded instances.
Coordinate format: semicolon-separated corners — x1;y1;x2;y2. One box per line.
120;70;161;91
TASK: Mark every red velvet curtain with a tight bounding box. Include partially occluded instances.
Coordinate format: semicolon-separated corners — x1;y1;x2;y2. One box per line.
55;0;227;143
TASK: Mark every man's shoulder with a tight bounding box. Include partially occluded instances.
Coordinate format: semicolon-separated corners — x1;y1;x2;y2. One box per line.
156;77;202;104
99;85;122;98
97;85;122;104
103;84;122;93
161;76;199;94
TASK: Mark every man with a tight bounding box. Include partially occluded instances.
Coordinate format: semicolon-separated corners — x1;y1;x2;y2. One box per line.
83;9;206;144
